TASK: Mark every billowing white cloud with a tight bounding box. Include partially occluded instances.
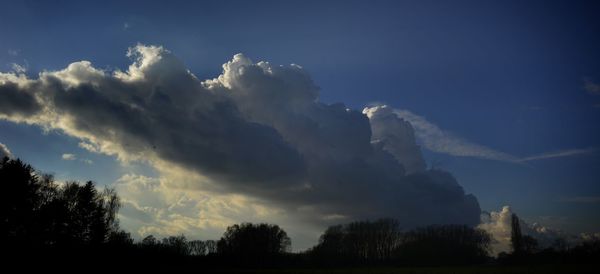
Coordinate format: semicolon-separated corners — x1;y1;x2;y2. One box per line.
0;142;12;159
363;105;427;174
0;45;481;249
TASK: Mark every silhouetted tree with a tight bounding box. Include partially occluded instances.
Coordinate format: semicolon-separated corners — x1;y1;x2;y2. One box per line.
189;240;207;256
0;157;122;251
217;223;291;265
109;230;133;244
310;219;403;264
141;234;159;246
162;235;191;256
205;239;218;254
311;224;346;261
521;235;539;254
396;224;491;265
511;213;524;254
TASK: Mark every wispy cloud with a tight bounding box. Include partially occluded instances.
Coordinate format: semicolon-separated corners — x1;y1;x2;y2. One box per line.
388;107;594;163
10;63;27;74
61;153;93;164
519;148;596;162
62;153;76;160
392;108;518;162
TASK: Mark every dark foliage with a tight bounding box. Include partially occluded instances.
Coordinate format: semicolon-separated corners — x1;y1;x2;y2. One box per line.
309;219;491;266
396;224;492;265
2;157;599;271
309;218;402;264
0;157;121;251
217;222;291;266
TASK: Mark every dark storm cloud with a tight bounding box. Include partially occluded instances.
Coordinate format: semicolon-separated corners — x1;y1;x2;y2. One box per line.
0;82;41;118
0;45;481;227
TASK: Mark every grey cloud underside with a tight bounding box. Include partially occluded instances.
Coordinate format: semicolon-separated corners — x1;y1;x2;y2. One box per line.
0;45;480;228
0;82;41;117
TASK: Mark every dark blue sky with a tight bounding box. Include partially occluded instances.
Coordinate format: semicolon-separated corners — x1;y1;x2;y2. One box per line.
1;0;599;238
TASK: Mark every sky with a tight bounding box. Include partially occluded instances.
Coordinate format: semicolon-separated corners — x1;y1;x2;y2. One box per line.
1;0;599;252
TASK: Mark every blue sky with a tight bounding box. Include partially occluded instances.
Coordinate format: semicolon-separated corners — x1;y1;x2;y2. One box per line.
1;0;599;248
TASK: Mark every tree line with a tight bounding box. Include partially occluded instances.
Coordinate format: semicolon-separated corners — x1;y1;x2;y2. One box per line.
1;157;598;269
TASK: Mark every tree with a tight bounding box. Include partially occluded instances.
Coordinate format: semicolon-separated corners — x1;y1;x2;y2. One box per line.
161;235;190;256
310;219;403;263
188;240;206;256
397;224;492;265
204;239;218;254
0;157;122;250
521;235;538;254
217;223;291;264
511;213;523;254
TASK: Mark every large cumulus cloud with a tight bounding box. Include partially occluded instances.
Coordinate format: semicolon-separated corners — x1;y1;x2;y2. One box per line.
0;45;481;235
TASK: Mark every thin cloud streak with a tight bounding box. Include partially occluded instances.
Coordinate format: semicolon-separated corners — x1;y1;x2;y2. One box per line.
519;148;596;162
386;107;594;163
391;108;518;162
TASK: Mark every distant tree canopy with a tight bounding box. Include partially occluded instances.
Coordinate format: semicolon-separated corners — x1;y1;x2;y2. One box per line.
217;223;291;264
310;219;491;265
397;224;492;265
0;157;122;249
310;218;402;262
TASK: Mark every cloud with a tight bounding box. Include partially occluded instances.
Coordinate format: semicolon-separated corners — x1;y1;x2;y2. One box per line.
0;44;482;248
392;108;519;162
364;105;518;162
519;148;596;162
363;105;426;174
478;206;587;255
0;142;12;158
62;153;76;160
10;63;27;74
61;153;93;164
364;104;594;164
